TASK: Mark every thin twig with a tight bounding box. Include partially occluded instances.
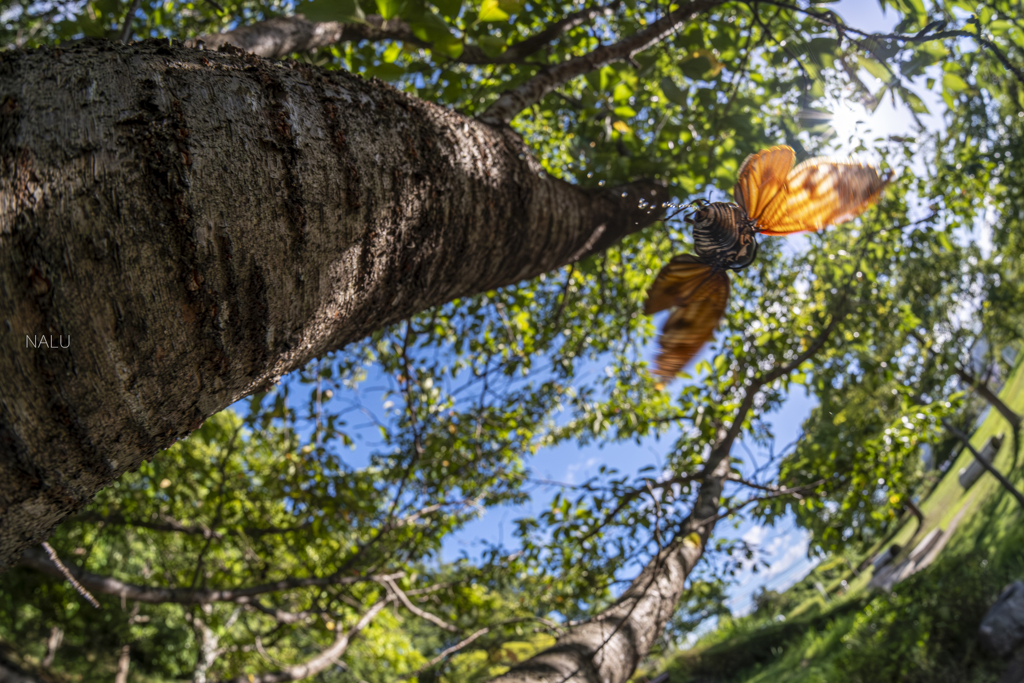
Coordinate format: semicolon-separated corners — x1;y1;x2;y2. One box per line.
479;0;727;125
119;0;141;43
40;542;100;608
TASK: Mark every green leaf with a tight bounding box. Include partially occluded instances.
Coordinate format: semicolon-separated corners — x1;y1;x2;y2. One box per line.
612;83;632;102
898;88;929;114
432;0;461;16
713;354;726;373
659;77;688;107
433;34;464;58
478;34;505;57
478;0;509;22
613;105;637;118
368;63;406;80
858;56;891;82
942;72;968;92
382;42;401;63
376;0;403;19
988;20;1013;36
408;10;453;42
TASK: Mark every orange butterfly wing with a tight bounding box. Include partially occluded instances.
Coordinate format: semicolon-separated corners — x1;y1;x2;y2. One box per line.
644;255;730;378
733;146;797;220
755;157;890;236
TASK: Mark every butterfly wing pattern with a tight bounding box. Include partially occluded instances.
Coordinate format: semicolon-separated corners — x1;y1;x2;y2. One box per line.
735;146;890;236
644;255;730;379
732;146;796;220
646;145;889;379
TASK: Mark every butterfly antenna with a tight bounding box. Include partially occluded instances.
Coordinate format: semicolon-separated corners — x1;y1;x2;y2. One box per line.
664;197;709;224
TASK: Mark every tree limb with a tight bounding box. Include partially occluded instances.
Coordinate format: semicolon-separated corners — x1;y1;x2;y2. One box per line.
381;578;459;633
0;41;670;570
39;543;99;609
478;0;726;125
954;365;1022;430
18;547;403;606
487;454;731;683
222;597;392;683
943;420;1024;509
193;1;621;65
72;510;313;540
748;0;1024;87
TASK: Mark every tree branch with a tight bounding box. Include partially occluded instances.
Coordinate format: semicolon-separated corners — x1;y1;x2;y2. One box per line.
222;597;393;683
18;547;403;606
72;510;314;540
954;364;1022;430
193;1;621;65
39;542;99;608
478;0;726;126
192;14;427;57
943;420;1024;509
747;0;1024;87
381;578;459;633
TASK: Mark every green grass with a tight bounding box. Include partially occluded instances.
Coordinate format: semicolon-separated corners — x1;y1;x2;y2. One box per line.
653;359;1024;683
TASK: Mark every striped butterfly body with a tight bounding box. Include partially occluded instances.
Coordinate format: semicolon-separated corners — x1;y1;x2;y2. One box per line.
690;202;759;269
646;146;891;379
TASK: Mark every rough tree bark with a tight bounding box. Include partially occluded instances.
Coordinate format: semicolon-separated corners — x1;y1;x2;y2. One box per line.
483;296;848;683
0;40;667;570
489;457;732;683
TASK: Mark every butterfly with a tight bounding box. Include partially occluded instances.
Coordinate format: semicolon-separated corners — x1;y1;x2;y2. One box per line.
645;145;891;379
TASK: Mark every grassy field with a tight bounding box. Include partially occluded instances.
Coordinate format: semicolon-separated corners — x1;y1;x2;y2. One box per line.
649;359;1024;683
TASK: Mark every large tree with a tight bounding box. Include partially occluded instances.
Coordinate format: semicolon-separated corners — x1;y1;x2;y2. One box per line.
2;0;1024;680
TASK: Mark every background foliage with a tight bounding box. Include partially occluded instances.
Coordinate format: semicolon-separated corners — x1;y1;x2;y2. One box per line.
2;0;1023;680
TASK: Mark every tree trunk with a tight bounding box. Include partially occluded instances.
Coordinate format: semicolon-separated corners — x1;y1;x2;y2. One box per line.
956;366;1022;432
944;421;1024;509
487;458;731;683
0;40;667;569
905;498;925;530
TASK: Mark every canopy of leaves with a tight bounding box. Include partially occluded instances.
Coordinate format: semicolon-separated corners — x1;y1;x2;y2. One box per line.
2;0;1024;679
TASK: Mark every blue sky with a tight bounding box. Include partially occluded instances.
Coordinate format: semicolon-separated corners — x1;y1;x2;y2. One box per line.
437;0;954;616
230;0;949;619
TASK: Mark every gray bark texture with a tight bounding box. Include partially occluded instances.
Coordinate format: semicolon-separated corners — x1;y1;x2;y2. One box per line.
0;39;667;570
485;294;847;683
489;457;731;683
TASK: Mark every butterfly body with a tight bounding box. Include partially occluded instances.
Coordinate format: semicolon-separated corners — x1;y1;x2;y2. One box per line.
688;202;759;270
646;145;891;379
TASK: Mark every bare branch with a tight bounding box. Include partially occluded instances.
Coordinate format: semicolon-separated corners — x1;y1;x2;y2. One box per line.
747;0;1024;87
478;0;726;126
249;602;317;625
717;478;827;519
18;547;403;606
72;510;314;540
415;626;491;674
113;645;131;683
119;0;141;43
39;543;99;608
193;1;620;65
223;597;392;683
192;15;426;57
381;578;459;633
